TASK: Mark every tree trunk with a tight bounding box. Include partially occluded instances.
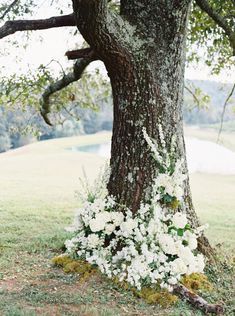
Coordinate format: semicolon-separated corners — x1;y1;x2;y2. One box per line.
107;2;198;220
72;0;213;255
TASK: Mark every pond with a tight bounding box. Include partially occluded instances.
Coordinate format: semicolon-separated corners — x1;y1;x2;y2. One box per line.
71;137;235;175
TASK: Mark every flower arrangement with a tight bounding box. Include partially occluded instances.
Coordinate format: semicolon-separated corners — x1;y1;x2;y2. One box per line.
65;127;207;291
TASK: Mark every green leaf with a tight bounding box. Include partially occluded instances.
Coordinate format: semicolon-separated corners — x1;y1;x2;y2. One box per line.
177;229;184;237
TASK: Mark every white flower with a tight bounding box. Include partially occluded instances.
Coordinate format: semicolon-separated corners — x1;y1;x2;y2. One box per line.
177;245;195;266
96;211;111;223
65;158;207;291
89;218;105;232
168;277;178;285
89;211;112;232
195;254;205;272
120;218;137;236
87;234;102;248
106;196;116;207
195;224;209;236
93;198;106;212
184;231;197;250
174;186;183;200
159;234;177;255
170;258;188;275
172;212;188;229
148;219;159;235
110;212;124;226
105;223;116;235
65;237;79;253
143;127;163;163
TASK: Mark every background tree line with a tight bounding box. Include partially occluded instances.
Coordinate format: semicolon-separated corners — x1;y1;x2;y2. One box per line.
0;78;234;153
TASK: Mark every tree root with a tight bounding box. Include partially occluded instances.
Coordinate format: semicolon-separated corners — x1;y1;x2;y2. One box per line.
173;283;224;314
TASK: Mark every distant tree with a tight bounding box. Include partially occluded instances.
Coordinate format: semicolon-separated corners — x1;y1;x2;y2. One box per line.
0;130;11;152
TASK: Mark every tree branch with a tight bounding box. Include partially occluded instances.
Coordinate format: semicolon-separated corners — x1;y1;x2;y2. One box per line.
40;55;96;125
217;82;235;143
173;284;224;314
72;0;109;48
65;47;96;60
0;13;75;39
195;0;235;55
184;85;201;107
0;0;19;20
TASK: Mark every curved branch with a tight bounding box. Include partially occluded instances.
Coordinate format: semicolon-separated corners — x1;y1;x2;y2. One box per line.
173;283;224;314
40;54;97;125
217;82;235;143
195;0;235;55
72;0;132;77
0;13;75;39
184;85;201;107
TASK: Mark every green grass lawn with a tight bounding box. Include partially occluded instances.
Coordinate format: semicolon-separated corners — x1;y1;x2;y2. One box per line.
0;131;234;315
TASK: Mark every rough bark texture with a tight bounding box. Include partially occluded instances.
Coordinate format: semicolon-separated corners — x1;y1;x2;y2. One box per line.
72;0;213;255
173;284;224;314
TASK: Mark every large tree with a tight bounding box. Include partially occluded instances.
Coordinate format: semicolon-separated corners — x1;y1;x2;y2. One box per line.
0;0;234;312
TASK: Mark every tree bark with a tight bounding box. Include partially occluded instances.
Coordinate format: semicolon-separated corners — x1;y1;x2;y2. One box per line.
72;0;213;256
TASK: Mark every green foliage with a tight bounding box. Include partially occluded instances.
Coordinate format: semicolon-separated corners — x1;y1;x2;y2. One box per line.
184;80;211;110
188;0;235;74
0;66;110;116
0;65;53;111
0;0;35;20
0;64;112;152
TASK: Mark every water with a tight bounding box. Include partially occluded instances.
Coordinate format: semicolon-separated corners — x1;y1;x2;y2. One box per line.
71;137;235;175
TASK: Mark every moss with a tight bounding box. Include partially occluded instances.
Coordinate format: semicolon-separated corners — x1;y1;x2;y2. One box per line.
169;198;180;209
137;287;178;307
113;278;177;307
51;255;72;267
181;273;213;292
52;255;96;282
112;277;130;291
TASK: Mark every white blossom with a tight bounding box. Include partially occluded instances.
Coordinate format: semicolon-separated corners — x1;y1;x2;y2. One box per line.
105;223;116;235
120;218;137;236
64;128;207;291
87;234;102;248
172;212;188;229
159;234;177;255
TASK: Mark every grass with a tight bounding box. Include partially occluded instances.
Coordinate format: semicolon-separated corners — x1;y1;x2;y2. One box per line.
184;125;235;151
0;130;234;315
201;120;235;133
